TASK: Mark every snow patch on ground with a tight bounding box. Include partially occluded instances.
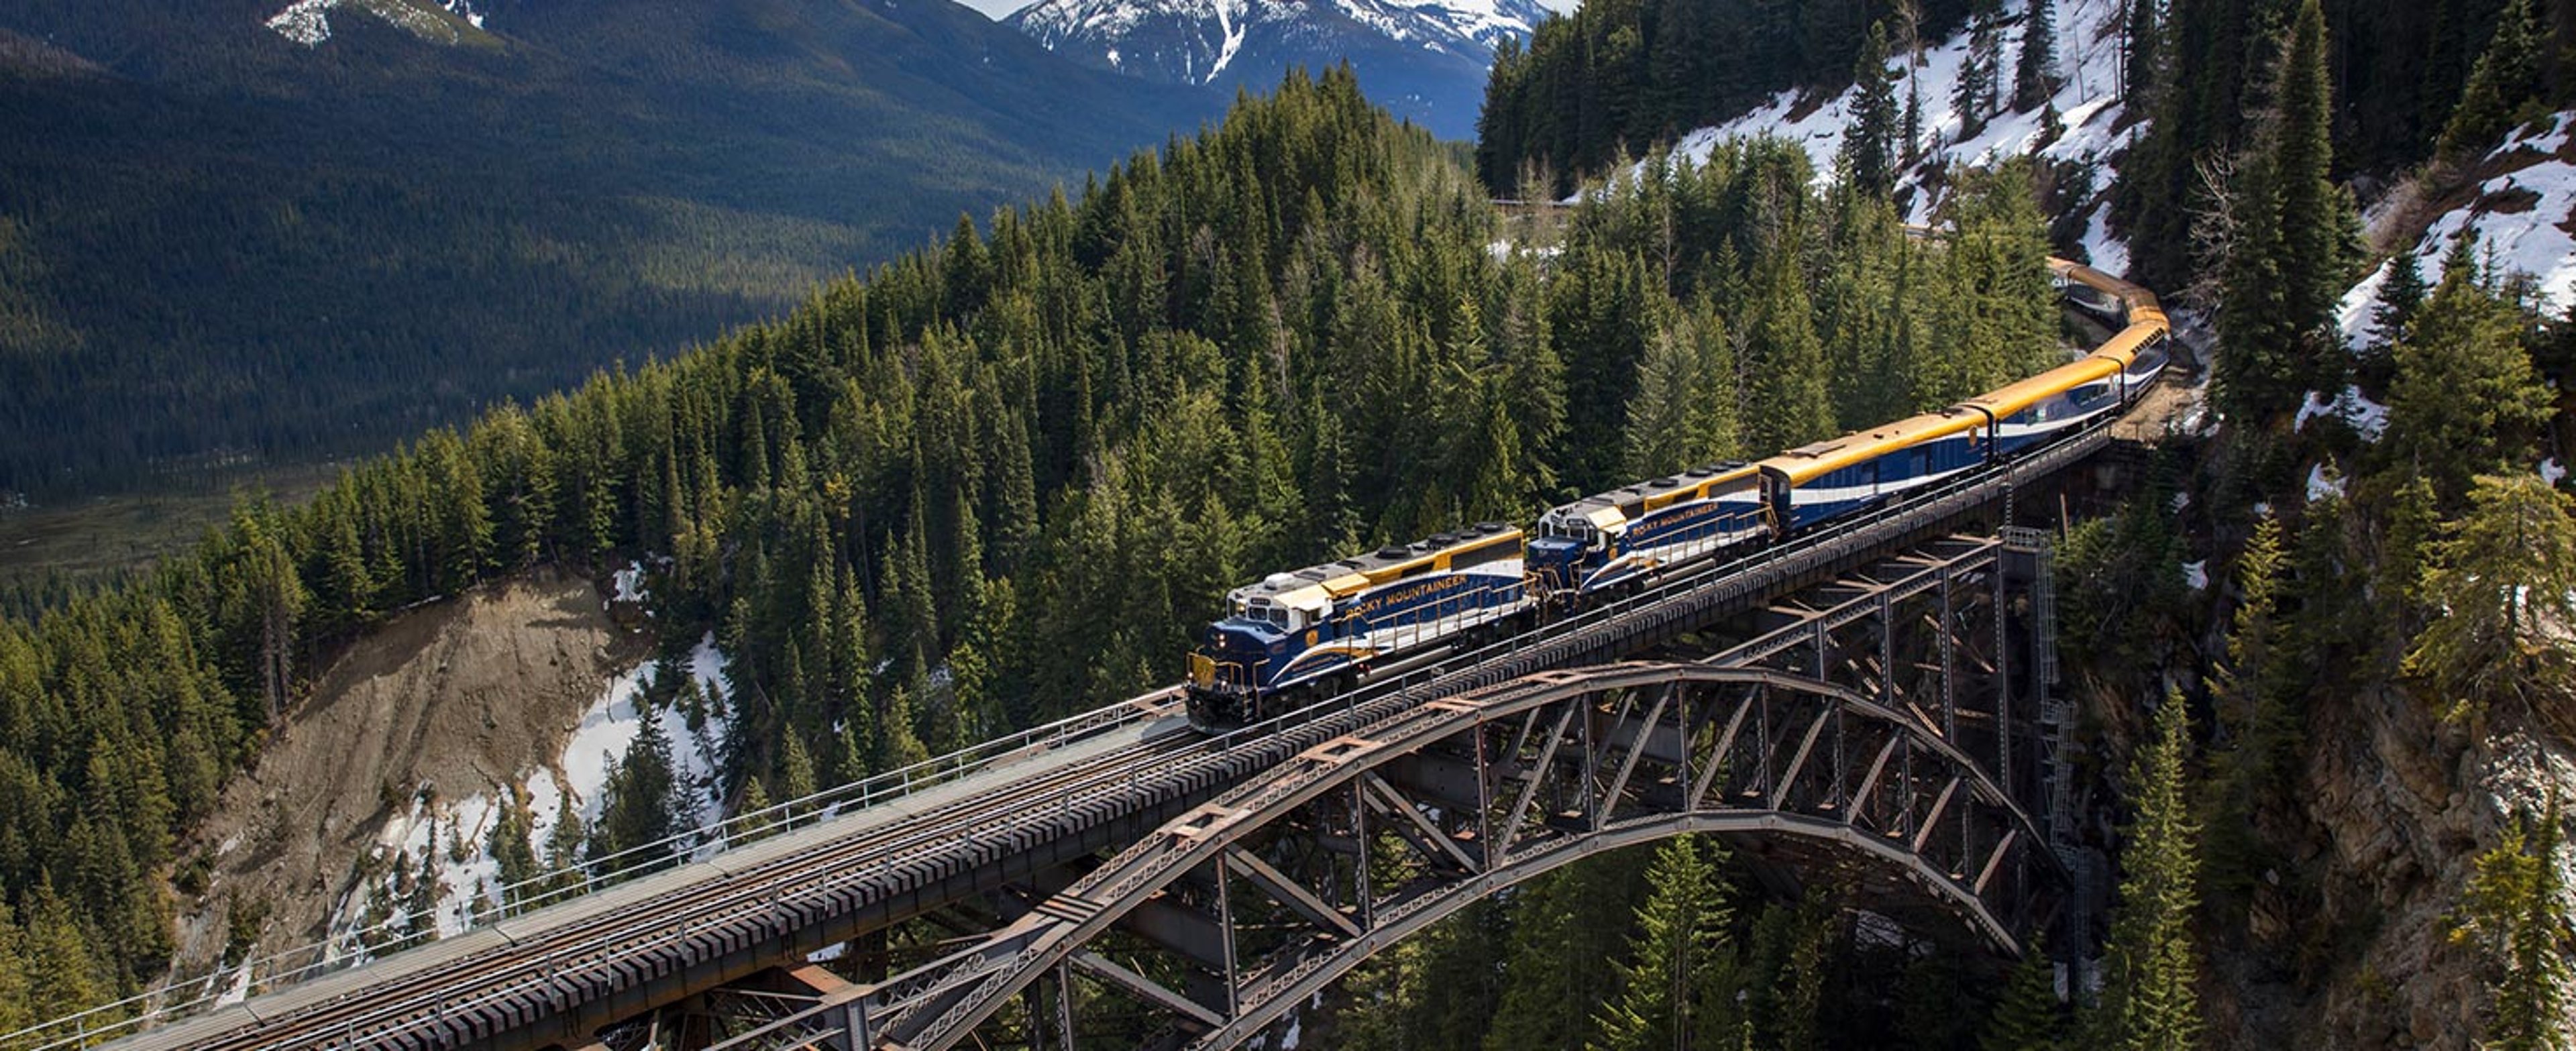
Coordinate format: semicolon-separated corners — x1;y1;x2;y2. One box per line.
264;0;482;46
213;962;254;1007
610;561;647;606
2340;112;2576;347
2306;463;2346;502
1654;0;2139;262
2293;386;2390;442
2182;560;2208;591
2546;458;2569;486
335;634;733;948
265;0;337;44
2078;203;2129;276
556;635;733;837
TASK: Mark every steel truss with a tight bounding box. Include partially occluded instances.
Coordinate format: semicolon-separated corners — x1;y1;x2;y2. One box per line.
712;536;2061;1051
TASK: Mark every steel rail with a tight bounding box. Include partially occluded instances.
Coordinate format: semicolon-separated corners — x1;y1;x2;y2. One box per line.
76;269;2163;1051
96;720;1200;1051
96;403;2126;1051
21;688;1185;1049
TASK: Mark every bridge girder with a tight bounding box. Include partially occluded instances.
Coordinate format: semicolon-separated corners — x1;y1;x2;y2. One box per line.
703;535;2064;1051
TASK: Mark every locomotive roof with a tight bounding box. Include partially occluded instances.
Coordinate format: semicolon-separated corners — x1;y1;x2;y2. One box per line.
1227;521;1525;610
1544;461;1759;531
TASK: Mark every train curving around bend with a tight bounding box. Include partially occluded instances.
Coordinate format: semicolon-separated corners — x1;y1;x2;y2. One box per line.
1185;259;2169;730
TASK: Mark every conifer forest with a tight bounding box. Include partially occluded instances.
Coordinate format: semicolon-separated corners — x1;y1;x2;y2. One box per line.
5;0;2576;1045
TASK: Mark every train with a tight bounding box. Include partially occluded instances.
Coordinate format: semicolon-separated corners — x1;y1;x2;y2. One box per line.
1184;259;2169;730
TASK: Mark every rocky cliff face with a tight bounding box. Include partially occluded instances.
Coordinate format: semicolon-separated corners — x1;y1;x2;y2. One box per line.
2219;683;2576;1049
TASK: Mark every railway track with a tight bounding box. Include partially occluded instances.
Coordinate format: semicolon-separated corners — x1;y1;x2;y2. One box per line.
111;692;1202;1050
76;256;2169;1051
99;408;2119;1051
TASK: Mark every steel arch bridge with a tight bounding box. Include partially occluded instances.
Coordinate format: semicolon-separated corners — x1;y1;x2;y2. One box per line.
706;533;2066;1051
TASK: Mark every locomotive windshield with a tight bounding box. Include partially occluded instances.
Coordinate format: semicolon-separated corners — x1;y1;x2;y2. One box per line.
1231;600;1303;632
1539;516;1604;549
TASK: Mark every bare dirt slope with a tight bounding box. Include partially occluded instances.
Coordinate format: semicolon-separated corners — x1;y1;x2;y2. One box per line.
170;567;644;983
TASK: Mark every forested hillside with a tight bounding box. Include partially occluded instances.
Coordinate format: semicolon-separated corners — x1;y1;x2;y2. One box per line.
1476;0;2576;203
2116;0;2576;294
1475;0;1986;194
0;66;2075;1035
0;0;1214;498
1460;0;2576;1048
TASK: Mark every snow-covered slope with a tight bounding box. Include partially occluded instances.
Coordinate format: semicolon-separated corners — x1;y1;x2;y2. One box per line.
1652;0;2139;270
2291;109;2576;480
1007;0;1546;137
2338;113;2576;343
264;0;490;47
326;635;735;950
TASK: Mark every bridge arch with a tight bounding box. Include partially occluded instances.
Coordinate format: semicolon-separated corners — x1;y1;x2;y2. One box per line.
839;662;2060;1051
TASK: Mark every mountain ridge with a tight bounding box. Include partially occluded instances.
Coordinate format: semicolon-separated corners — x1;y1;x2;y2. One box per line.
1005;0;1546;137
0;0;1221;497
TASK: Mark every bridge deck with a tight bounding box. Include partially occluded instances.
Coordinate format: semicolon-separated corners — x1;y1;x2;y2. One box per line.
105;701;1194;1050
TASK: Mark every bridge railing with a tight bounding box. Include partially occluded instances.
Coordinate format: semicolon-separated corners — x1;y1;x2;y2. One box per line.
46;410;2122;1051
30;276;2155;1051
7;685;1179;1050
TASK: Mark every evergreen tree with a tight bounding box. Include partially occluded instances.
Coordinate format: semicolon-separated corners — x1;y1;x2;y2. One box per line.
779;732;818;808
23;879;105;1027
488;791;541;910
1593;835;1739;1051
590;711;684;873
1623;305;1741;478
1982;930;2064;1051
1843;22;1902;199
2013;0;2059;112
1904;73;1925;164
880;684;931;771
2121;0;2161;106
2437;0;2542;161
2202;515;2291;899
2373;250;2429;352
2270;0;2347;384
2385;237;2555;504
1896;953;1977;1051
0;899;30;1036
1776;898;1833;1051
2215;0;2349;428
2451;804;2571;1051
542;797;587;894
1744;255;1835;451
2404;474;2576;724
2094;692;2202;1051
1955;9;2001;138
737;777;777;840
1487;851;1650;1051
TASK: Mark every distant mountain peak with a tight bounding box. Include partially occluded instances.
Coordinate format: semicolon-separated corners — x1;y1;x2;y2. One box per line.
1006;0;1546;135
264;0;488;48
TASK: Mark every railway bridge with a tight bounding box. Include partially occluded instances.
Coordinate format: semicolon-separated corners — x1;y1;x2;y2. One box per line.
81;457;2106;1051
44;270;2184;1051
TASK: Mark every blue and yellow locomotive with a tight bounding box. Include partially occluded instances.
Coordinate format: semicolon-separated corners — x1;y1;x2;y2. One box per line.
1185;258;2170;730
1186;524;1533;728
1528;463;1769;598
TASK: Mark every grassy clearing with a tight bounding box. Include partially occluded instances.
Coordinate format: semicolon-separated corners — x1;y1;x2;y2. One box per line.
0;463;337;586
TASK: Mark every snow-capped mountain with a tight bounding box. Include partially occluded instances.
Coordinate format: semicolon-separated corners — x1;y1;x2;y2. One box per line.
264;0;490;48
1008;0;1549;138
